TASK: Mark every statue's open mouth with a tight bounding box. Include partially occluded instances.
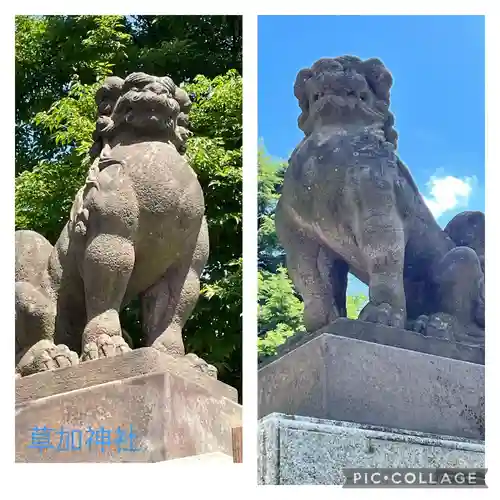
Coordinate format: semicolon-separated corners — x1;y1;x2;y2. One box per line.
311;92;384;121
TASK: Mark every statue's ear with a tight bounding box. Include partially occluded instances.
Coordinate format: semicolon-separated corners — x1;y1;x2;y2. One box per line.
363;59;393;101
175;87;192;113
294;68;313;102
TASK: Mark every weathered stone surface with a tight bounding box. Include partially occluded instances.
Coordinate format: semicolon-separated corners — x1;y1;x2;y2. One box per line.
275;55;484;344
16;349;241;462
259;332;484;440
259;318;484;367
444;211;485;272
259;413;485;485
166;452;233;464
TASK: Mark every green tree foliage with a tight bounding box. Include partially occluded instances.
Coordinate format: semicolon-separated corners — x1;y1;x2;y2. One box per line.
257;267;304;356
16;16;133;176
257;145;368;356
15;15;242;396
182;72;242;393
258;147;286;273
257;147;298;355
347;293;368;319
257;147;303;355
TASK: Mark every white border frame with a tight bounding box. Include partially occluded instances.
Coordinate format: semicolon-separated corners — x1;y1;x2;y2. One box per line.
2;3;499;498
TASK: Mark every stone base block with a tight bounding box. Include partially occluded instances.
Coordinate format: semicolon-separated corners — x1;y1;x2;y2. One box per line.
258;413;485;485
16;348;242;462
259;326;484;440
166;452;234;464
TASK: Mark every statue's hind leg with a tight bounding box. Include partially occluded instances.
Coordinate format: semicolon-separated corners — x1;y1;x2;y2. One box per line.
412;246;485;343
276;213;348;333
80;232;134;361
140;218;216;376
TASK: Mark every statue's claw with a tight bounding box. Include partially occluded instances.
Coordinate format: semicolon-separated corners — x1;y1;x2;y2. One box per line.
81;333;131;362
359;302;406;329
409;312;460;342
411;314;430;334
17;340;79;377
152;343;218;379
183;353;218;379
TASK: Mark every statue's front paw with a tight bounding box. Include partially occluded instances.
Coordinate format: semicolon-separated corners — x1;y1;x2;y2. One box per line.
18;341;79;377
152;342;218;378
410;314;430;334
183;353;218;379
81;334;131;362
410;312;460;341
358;302;406;329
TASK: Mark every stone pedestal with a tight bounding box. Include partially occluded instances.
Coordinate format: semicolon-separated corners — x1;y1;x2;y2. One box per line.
16;348;242;462
167;452;234;464
258;320;485;484
258;413;485;485
259;322;484;440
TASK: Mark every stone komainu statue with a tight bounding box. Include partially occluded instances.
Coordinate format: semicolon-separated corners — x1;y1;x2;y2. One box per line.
15;72;216;377
275;56;484;345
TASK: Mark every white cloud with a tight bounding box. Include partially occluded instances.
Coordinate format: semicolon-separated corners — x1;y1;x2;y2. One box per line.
423;175;475;219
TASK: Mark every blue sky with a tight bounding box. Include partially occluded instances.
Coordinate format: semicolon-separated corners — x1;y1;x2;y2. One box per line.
258;15;485;296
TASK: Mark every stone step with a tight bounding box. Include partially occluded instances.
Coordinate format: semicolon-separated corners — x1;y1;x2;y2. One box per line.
259;413;485;485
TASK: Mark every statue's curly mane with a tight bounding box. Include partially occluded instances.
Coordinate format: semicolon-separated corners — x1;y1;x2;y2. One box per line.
89;72;192;158
70;72;193;236
292;56;428;203
293;56;398;147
